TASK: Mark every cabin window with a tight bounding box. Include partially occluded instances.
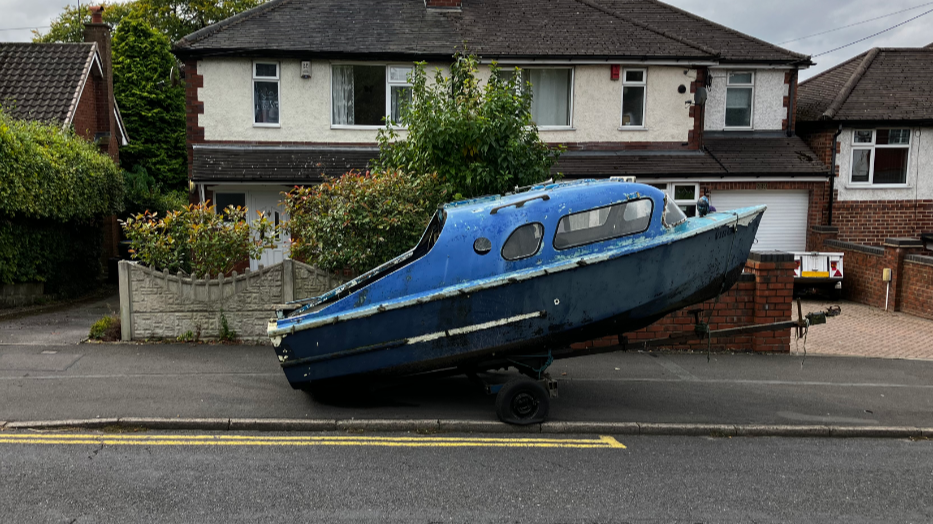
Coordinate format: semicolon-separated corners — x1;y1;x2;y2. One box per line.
554;199;653;250
662;195;688;228
502;223;544;261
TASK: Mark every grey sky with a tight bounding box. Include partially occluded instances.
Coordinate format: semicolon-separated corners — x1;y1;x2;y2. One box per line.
1;0;931;78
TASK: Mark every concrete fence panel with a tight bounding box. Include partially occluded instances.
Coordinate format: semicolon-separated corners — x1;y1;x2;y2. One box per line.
118;260;346;342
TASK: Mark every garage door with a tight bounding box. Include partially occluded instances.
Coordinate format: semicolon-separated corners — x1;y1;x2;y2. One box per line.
712;190;808;252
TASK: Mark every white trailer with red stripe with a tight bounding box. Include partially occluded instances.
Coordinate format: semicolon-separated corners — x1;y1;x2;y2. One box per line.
792;251;844;297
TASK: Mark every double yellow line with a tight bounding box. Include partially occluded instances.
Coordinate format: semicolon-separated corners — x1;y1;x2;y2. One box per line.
0;433;626;449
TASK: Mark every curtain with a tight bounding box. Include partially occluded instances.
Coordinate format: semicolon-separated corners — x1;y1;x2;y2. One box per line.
332;65;354;125
529;69;570;127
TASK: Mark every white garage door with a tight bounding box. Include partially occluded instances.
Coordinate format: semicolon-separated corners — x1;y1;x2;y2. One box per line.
713;190;809;252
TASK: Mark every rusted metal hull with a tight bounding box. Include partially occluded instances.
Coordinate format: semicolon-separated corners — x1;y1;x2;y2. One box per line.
272;211;763;388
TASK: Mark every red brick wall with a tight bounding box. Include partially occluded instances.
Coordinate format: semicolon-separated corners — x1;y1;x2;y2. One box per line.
72;74;99;142
571;255;795;353
832;245;886;308
184;59;205;191
832;200;933;246
901;258;933;320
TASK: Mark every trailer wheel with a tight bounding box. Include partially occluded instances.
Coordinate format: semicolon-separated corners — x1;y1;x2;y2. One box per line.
495;378;549;425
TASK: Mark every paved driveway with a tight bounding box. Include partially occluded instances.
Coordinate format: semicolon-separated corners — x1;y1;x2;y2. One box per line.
798;298;933;361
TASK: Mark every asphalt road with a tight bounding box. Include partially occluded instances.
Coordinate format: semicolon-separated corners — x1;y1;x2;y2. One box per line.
1;430;930;523
1;342;932;428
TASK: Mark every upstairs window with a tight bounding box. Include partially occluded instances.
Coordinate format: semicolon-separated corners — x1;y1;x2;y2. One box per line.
851;129;911;185
554;199;653;250
621;69;646;128
725;71;753;128
501;68;573;128
253;62;280;126
332;65;412;127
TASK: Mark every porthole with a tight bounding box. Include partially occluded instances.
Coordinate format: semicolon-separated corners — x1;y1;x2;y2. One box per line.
473;237;492;255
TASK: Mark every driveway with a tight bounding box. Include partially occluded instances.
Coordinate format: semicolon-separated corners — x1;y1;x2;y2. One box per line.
798;298;933;361
0;294;120;346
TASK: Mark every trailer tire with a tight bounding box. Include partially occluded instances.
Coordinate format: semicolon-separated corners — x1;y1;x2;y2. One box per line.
495;378;549;425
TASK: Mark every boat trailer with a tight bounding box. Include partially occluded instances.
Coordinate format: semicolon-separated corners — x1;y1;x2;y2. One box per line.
446;300;841;425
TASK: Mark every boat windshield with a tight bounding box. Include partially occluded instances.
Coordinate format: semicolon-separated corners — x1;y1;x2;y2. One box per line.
663;195;688;228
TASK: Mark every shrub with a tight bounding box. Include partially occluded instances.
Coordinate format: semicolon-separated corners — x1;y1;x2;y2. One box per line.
121;203;280;277
284;170;446;274
122;166;188;218
0;219;103;295
375;54;561;200
89;315;121;341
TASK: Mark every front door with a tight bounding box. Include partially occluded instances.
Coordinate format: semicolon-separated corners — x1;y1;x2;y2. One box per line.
248;191;289;271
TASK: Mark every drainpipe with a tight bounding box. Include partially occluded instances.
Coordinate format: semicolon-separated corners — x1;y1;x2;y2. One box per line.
827;125;843;226
786;69;798;137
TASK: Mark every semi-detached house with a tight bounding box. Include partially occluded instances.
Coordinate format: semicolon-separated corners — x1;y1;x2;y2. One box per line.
172;0;829;270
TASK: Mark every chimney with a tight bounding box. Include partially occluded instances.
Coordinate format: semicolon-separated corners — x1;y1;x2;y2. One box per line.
425;0;462;9
83;5;118;161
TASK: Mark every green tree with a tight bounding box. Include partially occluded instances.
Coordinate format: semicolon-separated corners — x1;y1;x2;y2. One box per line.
374;54;562;200
112;17;188;189
34;0;267;44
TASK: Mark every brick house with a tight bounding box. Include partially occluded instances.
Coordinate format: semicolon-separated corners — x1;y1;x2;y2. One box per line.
173;0;828;270
797;44;933;246
0;6;129;258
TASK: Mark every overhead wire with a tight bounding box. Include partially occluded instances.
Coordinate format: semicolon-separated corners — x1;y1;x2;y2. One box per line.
777;1;933;45
812;6;933;57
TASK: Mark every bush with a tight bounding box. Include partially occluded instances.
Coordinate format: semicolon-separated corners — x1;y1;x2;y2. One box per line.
284;170;446;274
89;315;121;341
375;54;561;199
122;166;188;218
121;203;279;277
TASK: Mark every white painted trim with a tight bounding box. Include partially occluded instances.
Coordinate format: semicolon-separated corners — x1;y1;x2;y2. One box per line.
407;311;547;345
483;59;718;66
709;65;794;70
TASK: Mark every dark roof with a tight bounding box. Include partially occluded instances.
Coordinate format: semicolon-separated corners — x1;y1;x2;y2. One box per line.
702;135;827;175
555;150;725;178
0;42;98;124
798;47;933;122
191;144;378;183
174;0;805;64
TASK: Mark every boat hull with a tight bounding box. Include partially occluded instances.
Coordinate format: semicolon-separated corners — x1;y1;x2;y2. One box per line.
273;210;764;388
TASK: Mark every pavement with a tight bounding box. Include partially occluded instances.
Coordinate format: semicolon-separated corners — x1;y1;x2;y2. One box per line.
1;293;932;437
801;298;933;361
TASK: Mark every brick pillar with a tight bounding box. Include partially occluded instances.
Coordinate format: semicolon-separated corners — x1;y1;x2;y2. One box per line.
808;225;838;252
881;238;924;311
745;252;795;353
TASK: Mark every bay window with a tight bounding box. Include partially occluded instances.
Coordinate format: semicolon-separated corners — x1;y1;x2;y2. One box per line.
621;69;646;128
253;62;280;126
725;71;753;128
332;64;412;126
851;129;911;185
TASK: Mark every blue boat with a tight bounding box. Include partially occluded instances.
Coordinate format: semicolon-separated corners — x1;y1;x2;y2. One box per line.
268;179;765;423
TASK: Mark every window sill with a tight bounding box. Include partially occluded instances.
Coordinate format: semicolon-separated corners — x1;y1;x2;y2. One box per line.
538;127;575;132
722;127;754;131
846;183;912;189
618;127;648;132
330;125;386;130
253;123;281;128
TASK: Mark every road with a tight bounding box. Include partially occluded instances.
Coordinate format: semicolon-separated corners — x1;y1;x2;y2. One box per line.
1;430;930;523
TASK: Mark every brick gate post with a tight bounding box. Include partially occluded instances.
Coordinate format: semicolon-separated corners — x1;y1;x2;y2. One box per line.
745;252;795;353
881;238;924;311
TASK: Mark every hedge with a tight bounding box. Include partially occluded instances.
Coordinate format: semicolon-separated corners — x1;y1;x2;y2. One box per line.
0;109;124;295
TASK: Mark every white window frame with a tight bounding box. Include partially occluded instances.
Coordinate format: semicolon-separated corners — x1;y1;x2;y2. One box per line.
501;67;575;130
330;63;413;129
252;61;280;128
724;71;754;130
849;129;912;188
648;182;700;217
620;68;647;130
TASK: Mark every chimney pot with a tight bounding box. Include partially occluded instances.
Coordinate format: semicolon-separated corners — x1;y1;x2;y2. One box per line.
90;5;104;24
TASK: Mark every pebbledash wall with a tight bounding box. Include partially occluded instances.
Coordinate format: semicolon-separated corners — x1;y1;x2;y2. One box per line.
810;229;933;320
118;260;346;341
573;252;797;353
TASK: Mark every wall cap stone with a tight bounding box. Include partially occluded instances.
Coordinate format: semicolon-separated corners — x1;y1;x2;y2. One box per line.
883;237;923;248
905;254;933;267
825;239;884;256
810;225;839;233
748;250;793;263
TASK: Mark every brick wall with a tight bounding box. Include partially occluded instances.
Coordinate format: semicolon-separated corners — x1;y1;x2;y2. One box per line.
832;200;933;246
72;73;100;142
184;59;205;192
901;255;933;320
825;240;886;308
571;253;796;353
